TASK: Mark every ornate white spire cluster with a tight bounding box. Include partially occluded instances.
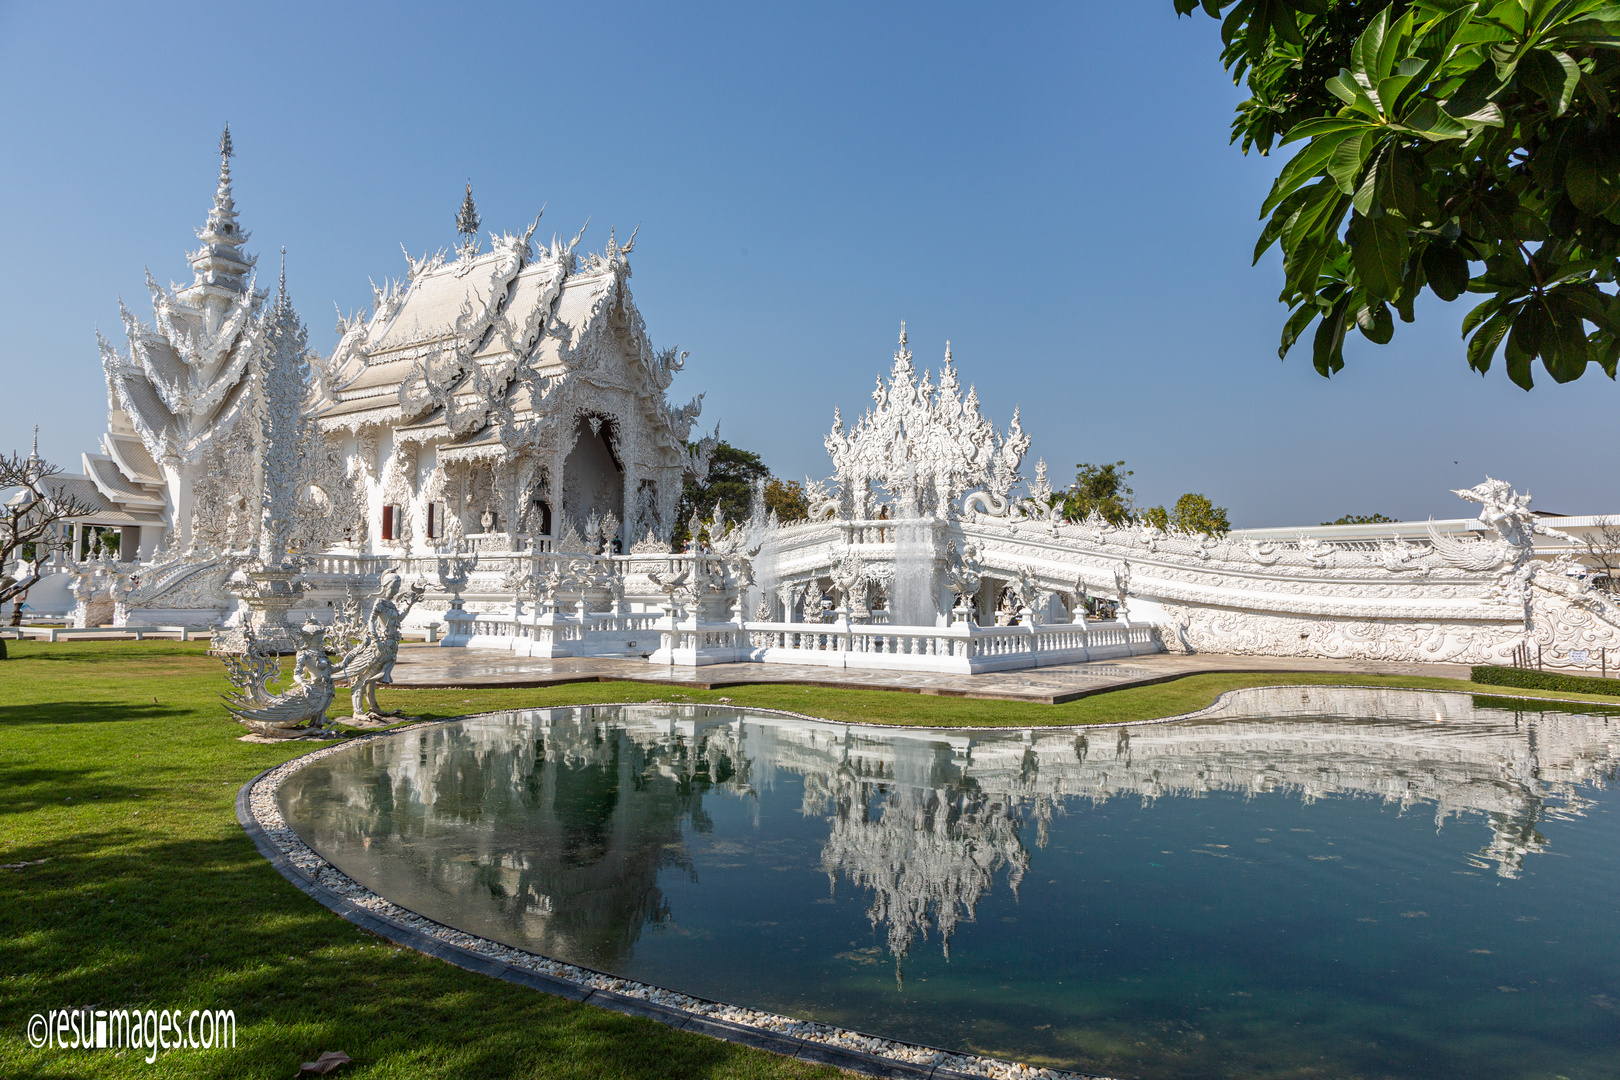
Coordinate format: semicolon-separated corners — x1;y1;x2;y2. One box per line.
249;249;315;565
96;127;268;550
825;325;1029;519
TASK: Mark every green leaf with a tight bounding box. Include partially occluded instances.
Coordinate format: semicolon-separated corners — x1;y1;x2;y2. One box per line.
1397;100;1472;139
1312;293;1353;375
1559;284;1620;333
1518;49;1581;116
1465;300;1516;374
1326;72;1361;105
1357;298;1396;343
1327;132;1371;194
1352;8;1394;89
1279;301;1323;359
1353;153;1383;215
1261;129;1365;216
1423;243;1471;300
1281;116;1374;144
1505;303;1544;389
1395;251;1424;322
1567;147;1620;222
1541;298;1592;383
1349;211;1410;300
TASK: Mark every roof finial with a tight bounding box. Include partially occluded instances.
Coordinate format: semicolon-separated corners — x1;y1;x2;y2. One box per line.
898;321;908;346
219;123;234;162
29;424;39;462
279;246;287;296
456;182;480;240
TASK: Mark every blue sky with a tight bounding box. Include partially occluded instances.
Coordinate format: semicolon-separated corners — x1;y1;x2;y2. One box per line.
2;1;1614;527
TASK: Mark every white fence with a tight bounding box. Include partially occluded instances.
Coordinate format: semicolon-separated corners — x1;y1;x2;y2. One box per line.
437;608;1159;671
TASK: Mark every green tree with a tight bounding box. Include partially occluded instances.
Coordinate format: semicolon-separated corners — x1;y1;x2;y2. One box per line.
1177;0;1620;387
763;478;810;523
1322;512;1397;524
1059;461;1137;524
674;441;771;546
1172;493;1233;535
1143;493;1233;535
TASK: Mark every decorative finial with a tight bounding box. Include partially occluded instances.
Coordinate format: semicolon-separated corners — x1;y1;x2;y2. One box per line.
279;246;287;296
943;340;953;366
455;181;480;240
30;424;39;461
219;123;234;161
898;321;907;346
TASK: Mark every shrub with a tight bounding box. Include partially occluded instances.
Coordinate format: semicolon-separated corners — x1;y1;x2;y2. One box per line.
1470;665;1620;696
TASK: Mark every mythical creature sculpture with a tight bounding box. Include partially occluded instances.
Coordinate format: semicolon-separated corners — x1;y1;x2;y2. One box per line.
336;569;427;721
942;541;982;616
221;620;337;738
829;551;865;615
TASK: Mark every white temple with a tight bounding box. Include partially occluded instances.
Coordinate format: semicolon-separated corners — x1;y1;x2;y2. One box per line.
10;130;1620;673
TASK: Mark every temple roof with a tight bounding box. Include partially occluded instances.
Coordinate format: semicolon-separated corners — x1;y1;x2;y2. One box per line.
45;475;167;526
102;433;164;487
316;221;691;450
83;454;166;508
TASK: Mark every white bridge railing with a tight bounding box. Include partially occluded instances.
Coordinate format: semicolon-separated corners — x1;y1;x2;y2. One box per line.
437;608;1159;671
744;618;1156;672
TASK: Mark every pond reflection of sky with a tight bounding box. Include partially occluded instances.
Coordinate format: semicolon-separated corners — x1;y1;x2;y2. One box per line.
277;689;1620;1080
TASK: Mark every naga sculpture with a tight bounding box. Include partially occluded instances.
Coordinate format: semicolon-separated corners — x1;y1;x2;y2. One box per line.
221;620;337;738
336;569;427;721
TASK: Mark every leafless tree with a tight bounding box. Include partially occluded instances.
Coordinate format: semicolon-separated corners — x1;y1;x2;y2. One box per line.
1;449;96;658
1580;516;1620;596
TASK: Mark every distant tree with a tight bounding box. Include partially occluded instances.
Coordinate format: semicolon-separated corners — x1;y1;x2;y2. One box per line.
1059;461;1137;525
1;449;95;659
1579;514;1620;593
1322;513;1397;525
1170;493;1232;536
674;441;772;547
763;478;810;524
1176;1;1620;388
1144;494;1232;535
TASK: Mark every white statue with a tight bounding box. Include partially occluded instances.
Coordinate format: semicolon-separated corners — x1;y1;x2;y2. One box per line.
221;620;337;739
336;569;426;721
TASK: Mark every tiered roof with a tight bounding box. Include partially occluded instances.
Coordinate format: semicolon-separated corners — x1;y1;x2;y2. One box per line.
317;204;703;462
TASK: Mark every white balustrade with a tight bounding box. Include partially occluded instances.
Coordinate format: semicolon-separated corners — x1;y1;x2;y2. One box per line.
742;618;1155;673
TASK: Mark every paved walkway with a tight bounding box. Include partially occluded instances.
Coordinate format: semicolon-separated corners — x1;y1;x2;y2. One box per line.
386;645;1475;705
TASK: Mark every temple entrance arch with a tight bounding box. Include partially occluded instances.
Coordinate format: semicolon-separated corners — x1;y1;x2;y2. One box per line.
561;414;623;540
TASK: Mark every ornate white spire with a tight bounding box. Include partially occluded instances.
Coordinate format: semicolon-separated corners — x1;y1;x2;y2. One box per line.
185;123;254;297
455;182;480;258
251;246;313;565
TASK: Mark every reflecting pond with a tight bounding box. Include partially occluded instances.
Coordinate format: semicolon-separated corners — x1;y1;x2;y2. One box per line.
277;688;1620;1079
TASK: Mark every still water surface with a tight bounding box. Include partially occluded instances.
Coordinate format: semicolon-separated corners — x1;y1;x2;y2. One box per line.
277;688;1620;1079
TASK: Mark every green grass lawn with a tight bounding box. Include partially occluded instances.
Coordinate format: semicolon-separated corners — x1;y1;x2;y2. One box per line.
4;639;1619;1079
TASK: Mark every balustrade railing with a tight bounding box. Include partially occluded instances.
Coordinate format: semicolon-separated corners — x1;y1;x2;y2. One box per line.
435;601;1158;670
741;618;1156;672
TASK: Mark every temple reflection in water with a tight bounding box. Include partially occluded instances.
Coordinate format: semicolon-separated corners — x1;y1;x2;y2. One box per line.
280;688;1619;968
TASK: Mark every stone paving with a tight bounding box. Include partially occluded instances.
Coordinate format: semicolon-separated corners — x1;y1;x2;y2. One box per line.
385;644;1475;704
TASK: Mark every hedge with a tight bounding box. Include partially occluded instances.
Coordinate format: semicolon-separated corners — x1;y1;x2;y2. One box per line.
1470;665;1620;696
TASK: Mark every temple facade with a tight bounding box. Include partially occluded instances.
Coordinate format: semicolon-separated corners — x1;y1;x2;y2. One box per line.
28;131;713;627
313;185;712;559
11;130;1620;674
